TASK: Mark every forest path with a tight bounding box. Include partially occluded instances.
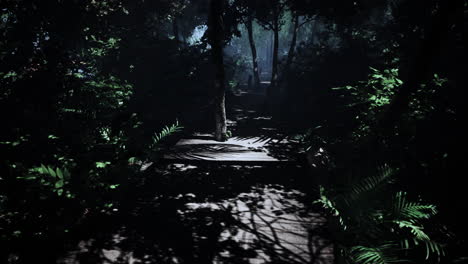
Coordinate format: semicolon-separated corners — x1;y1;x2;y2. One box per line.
60;90;333;264
163;90;334;263
163;87;295;165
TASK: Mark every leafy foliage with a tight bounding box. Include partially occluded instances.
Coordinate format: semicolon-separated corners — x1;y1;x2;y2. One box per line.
0;0;464;262
151;120;183;148
315;166;445;264
0;2;191;261
24;165;73;198
349;245;399;264
332;67;402;140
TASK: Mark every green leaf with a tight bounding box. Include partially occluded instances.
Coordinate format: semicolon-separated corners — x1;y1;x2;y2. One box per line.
63;168;71;180
17;176;37;180
48;134;59;139
96;161;111;168
56;168;63;179
47;167;56;177
55;180;64;188
38;164;47;173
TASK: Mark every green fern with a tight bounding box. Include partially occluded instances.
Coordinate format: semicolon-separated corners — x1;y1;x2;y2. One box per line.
340;165;394;206
390;191;444;260
150;120;182;149
141;120;183;162
315;166;444;263
349;245;400;264
391;191;437;221
315;186;347;230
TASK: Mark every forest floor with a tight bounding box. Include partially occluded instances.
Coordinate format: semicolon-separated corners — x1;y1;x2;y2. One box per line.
59;89;334;264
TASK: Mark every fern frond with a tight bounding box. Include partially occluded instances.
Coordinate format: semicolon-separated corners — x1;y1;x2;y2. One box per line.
314;186;347;230
390;191;444;260
349;245;400;264
151;120;182;148
392;191;437;221
399;237;445;260
349;166;394;201
394;220;430;241
423;240;445;260
316;165;444;263
337;165;394;208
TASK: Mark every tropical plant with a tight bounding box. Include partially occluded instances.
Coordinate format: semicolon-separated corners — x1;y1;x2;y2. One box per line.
150;120;183;149
331;67;402;140
315;166;445;264
20;165;73;198
125;120;183;166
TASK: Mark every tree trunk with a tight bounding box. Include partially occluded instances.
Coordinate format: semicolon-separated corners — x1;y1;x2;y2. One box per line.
246;15;260;89
269;19;279;96
182;28;187;46
284;14;299;75
172;17;180;43
208;0;227;141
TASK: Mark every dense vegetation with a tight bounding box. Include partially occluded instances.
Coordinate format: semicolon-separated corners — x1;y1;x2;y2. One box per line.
1;0;465;263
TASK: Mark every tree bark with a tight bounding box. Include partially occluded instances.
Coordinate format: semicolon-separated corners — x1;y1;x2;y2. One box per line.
208;0;227;141
269;19;279;96
246;15;261;89
172;16;180;43
182;27;187;47
284;14;299;75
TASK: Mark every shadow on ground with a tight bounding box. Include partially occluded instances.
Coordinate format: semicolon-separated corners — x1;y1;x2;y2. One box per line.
53;90;332;264
56;164;333;264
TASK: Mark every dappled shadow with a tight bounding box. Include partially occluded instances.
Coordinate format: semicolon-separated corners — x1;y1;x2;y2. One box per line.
212;185;334;264
56;90;328;264
58;164;332;264
163;136;294;164
226;91;306;163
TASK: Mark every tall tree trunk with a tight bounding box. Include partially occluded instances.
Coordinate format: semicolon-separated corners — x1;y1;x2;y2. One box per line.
182;26;188;47
172;17;180;43
208;0;227;141
284;14;299;76
246;15;260;89
269;19;279;96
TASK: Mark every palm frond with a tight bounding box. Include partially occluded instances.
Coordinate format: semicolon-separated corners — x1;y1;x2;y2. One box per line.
391;191;437;221
347;165;394;202
394;220;430;241
349;245;400;264
391;191;444;260
150;120;182;148
314;186;347;230
397;227;445;260
315;165;444;263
